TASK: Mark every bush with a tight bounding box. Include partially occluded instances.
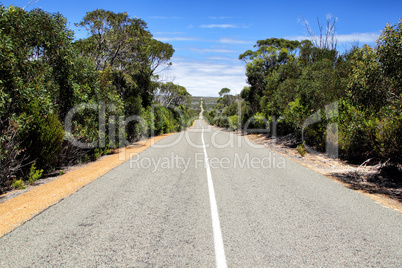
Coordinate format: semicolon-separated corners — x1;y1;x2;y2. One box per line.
92;148;103;161
283;98;309;135
228;115;239;131
141;107;154;138
337;98;401;163
0;119;26;191
216;116;229;128
372;107;402;163
297;142;307;157
246;112;268;132
20;101;64;171
28;163;43;185
12;179;25;190
124;95;143;142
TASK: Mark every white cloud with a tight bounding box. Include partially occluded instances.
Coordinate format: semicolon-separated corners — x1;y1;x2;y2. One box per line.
159;59;247;96
200;24;238;29
287;32;380;44
154;36;254;45
206;56;238;61
285;35;315;41
155;36;199;42
154;32;185;35
336;32;379;43
219;38;254;44
190;48;239;53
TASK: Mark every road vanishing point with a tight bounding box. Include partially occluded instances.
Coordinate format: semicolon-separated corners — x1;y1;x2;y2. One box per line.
1;118;401;267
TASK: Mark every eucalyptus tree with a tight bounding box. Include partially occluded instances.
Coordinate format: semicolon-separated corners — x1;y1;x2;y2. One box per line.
155;82;191;108
75;9;175;108
239;38;303;114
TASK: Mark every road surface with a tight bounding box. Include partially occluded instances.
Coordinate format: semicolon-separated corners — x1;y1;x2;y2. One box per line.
1;119;401;267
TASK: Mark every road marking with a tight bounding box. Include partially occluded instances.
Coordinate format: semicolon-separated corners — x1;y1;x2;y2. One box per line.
200;120;227;268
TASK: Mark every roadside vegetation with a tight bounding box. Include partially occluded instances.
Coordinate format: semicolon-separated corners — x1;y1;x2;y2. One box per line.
205;18;402;175
0;6;196;192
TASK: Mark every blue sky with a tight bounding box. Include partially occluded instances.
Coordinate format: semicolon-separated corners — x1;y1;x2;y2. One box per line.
2;0;402;96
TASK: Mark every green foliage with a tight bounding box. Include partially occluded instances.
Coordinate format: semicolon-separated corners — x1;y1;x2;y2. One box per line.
338;20;402;163
155;82;191;108
20;101;65;170
75;9;174;110
28;163;43;185
297;142;307;157
155;106;180;135
228;115;239;131
147;38;175;73
218;88;231;96
75;9;181;143
376;110;402;163
0;5;74;119
12;179;25;190
283;98;309;133
239;38;305;114
249;112;268;130
0;117;23;190
337;98;373;160
75;9;151;71
92;148;103;161
0;5;187;193
377;19;402;94
347;45;387;112
206;19;402;166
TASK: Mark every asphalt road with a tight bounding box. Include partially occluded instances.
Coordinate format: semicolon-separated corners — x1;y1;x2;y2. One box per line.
0;119;401;267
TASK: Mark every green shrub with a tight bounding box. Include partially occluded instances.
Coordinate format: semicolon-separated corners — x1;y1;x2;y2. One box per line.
124;95;143;142
81;154;90;164
20;101;65;171
12;179;25;189
283;98;309;135
0;119;25;191
153;106;178;135
372;106;402;163
103;147;111;155
28;163;43;185
246;112;268;131
217;116;229;128
228;115;239;130
338;98;380;162
92;148;103;161
141;107;155;138
297;142;307;157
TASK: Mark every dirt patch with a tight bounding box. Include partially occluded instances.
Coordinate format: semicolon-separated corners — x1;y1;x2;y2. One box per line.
0;134;172;238
246;133;402;213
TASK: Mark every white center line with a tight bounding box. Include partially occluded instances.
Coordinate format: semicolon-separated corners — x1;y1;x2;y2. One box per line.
200;120;227;268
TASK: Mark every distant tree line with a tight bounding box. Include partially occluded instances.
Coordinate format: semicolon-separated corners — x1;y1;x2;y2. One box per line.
0;6;195;191
205;19;402;168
